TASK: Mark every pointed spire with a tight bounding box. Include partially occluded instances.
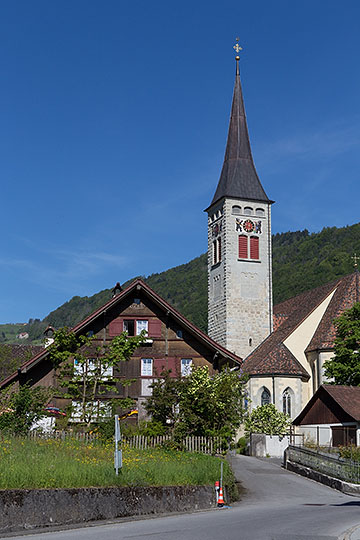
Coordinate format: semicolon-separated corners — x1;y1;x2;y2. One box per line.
209;50;271;208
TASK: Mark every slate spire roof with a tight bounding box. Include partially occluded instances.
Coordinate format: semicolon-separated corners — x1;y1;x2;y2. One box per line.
209;59;271;208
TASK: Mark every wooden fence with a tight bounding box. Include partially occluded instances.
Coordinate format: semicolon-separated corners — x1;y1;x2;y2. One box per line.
123;435;224;454
26;430;224;454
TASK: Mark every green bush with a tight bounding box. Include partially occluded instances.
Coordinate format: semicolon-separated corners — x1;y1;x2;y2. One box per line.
244;404;291;436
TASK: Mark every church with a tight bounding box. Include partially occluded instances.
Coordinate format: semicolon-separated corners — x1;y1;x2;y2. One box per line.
205;48;360;420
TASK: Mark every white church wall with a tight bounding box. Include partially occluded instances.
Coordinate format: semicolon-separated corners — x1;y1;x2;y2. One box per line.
318;351;335;385
248;376;304;419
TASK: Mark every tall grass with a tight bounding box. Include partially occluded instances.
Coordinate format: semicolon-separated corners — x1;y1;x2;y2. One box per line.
0;436;233;490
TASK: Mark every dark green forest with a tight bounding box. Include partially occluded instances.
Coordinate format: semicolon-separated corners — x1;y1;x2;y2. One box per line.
2;223;360;343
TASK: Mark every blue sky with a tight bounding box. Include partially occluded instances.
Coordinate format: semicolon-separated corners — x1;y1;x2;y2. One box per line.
1;0;360;323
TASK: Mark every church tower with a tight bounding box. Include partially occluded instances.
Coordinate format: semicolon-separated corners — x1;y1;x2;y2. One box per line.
206;45;273;359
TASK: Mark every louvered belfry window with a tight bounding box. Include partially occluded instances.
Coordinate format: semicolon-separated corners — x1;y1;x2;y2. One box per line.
238;235;248;259
250;236;259;260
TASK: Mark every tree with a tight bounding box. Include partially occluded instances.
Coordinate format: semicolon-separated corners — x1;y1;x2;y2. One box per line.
48;327;146;426
144;370;179;427
145;366;248;443
0;383;52;435
244;404;291;436
324;302;360;385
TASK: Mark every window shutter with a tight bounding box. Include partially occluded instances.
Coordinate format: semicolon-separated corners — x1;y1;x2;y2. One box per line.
250;236;259;259
238;235;248;258
154;358;167;375
148;319;162;338
167;357;178;377
154;358;178;377
109;318;123;337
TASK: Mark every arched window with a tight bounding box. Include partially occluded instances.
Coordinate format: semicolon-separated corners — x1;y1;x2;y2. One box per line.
256;208;265;217
244;206;253;216
232;205;241;215
261;387;271;406
282;388;291;416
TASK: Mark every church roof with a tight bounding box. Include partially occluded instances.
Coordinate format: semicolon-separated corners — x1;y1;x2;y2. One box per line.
208;60;271;209
243;342;309;379
306;272;360;352
243;272;360;378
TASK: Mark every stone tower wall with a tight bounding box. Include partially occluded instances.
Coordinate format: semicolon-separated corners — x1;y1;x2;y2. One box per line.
208;198;273;358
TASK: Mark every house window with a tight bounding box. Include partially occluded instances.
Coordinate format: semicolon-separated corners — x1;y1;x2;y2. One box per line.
136;320;148;335
176;329;183;339
71;400;111;422
239;235;248;259
133;298;141;305
261;387;271;406
250;236;259;260
141;358;153;376
123;320;135;336
181;358;192;376
244;207;253;216
283;389;291;416
141;379;154;396
256;208;265;217
74;359;113;379
232;205;241;215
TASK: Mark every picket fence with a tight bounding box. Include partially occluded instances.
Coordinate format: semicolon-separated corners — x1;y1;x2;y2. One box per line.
27;430;224;455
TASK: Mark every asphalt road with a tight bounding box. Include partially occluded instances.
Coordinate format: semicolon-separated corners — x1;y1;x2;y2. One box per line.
6;455;360;540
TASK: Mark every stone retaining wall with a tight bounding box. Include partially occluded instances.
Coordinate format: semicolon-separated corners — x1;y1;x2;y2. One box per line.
0;485;215;534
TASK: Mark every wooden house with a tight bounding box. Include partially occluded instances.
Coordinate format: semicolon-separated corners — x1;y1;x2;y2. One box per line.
0;279;241;422
293;385;360;446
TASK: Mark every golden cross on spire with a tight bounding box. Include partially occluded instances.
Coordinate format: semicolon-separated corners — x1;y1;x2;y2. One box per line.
352;253;360;269
233;37;243;56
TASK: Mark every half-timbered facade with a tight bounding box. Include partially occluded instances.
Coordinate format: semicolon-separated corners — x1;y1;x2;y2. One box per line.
0;279;241;420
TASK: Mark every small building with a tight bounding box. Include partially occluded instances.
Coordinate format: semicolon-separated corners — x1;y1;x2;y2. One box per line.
0;279;241;422
293;385;360;446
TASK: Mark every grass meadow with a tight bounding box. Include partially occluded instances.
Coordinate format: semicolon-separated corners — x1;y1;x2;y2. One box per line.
0;436;234;490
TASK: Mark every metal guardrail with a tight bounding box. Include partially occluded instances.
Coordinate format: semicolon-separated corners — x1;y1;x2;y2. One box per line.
287;445;360;484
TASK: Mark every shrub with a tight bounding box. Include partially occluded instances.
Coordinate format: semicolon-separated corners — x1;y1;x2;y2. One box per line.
244;404;291;436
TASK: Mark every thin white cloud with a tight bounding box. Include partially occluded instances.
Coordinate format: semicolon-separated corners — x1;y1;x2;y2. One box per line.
256;119;360;171
0;249;129;292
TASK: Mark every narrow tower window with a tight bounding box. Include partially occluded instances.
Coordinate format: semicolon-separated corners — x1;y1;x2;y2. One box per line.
217;237;222;263
238;235;248;259
212;241;217;265
250;237;259;260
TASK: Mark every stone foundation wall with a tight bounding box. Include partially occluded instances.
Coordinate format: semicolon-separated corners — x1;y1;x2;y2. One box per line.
0;485;215;534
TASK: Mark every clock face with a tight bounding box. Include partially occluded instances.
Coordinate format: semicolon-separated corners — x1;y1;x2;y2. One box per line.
243;219;254;233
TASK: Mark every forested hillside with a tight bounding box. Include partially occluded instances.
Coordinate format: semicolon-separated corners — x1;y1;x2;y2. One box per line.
2;223;360;343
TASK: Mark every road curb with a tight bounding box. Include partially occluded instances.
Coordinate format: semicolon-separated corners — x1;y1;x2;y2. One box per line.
339;524;360;540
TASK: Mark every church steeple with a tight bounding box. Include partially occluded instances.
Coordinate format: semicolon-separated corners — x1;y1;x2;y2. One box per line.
206;43;273;359
210;54;270;208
